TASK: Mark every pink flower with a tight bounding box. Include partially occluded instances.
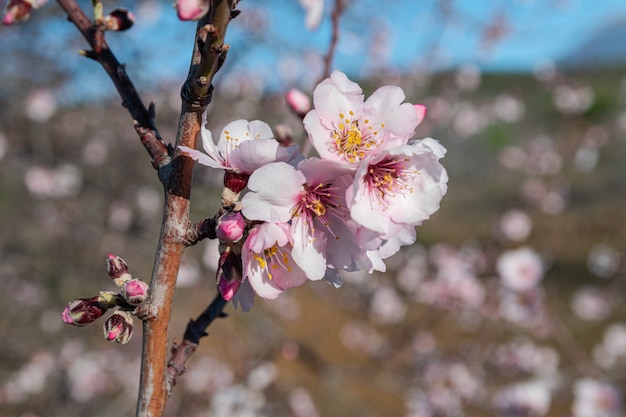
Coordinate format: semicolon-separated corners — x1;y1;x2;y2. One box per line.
573;378;622;417
242;222;308;299
175;0;210;21
216;212;246;243
497;247;544;292
303;71;424;167
178;115;299;175
242;158;367;280
347;137;448;235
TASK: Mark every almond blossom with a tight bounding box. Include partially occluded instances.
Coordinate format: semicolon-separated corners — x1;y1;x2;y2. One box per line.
346;137;448;235
241;158;368;280
242;222;308;300
303;71;425;167
178;116;298;175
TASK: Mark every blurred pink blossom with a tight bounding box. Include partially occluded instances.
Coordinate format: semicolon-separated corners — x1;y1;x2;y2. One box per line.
571;287;612;321
497;247;544;293
493;380;552;417
498;209;532;242
573;378;622;417
587;244;620;279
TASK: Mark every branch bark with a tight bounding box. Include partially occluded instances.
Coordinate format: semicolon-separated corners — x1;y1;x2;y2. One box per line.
55;1;236;416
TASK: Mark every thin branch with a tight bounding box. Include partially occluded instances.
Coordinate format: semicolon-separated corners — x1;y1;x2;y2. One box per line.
165;293;229;393
319;0;344;82
55;0;169;168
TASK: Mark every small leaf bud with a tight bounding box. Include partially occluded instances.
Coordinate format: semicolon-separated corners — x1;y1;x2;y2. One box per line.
103;8;135;32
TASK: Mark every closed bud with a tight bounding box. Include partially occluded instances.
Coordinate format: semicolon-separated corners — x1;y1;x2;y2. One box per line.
62;291;118;327
223;171;249;194
274;124;294;147
106;254;132;287
175;0;210;21
121;279;148;305
285;88;311;118
216;212;246;243
216;250;242;301
3;0;33;25
103;8;135;31
103;310;134;344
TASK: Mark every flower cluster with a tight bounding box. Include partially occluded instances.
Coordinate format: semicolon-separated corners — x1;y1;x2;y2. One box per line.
61;254;148;344
180;71;448;310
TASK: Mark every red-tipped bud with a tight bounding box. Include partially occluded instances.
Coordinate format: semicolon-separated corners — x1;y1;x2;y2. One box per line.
223;171;249;194
62;291;118;327
3;0;33;25
121;279;149;305
216;250;242;301
103;8;135;31
103;311;134;344
217;275;241;301
286;88;312;118
106;254;132;287
217;212;246;243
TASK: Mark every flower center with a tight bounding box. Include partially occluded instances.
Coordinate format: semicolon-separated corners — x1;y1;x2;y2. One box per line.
364;157;415;207
332;113;382;163
253;244;292;280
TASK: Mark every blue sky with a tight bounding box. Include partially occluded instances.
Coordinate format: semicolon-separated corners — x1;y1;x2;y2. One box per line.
3;0;626;103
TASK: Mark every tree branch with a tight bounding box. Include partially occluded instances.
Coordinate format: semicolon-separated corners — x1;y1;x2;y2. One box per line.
165;292;229;393
135;1;236;416
55;0;170;168
319;0;344;82
55;1;237;416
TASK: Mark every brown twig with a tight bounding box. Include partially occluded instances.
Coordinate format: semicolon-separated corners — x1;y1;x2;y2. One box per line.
55;0;169;169
319;0;344;82
135;1;235;416
165;292;229;393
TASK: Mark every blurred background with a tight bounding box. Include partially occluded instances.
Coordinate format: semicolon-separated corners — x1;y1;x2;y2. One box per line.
1;0;626;416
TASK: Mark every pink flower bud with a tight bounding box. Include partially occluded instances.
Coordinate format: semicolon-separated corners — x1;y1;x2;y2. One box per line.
103;8;135;31
2;0;46;25
62;291;118;327
223;171;249;194
274;124;294;147
414;104;427;125
3;0;32;24
103;311;134;344
175;0;210;21
217;212;246;243
216;250;242;301
121;279;148;305
286;89;312;117
218;276;241;301
106;254;132;287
